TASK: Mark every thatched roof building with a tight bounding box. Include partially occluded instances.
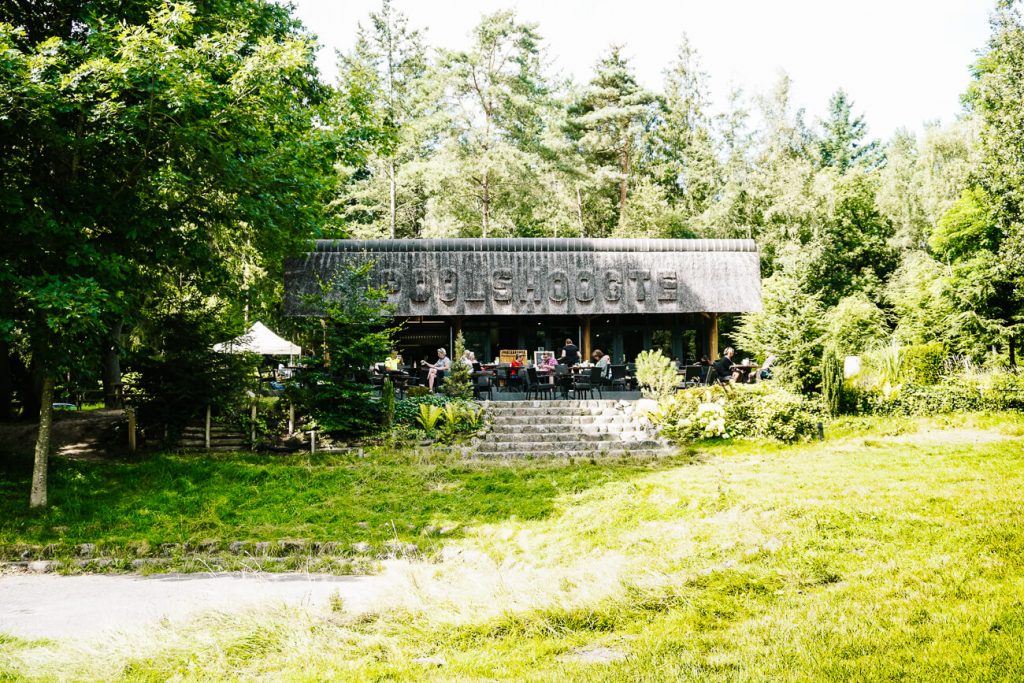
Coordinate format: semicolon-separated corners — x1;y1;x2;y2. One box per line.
285;238;762;364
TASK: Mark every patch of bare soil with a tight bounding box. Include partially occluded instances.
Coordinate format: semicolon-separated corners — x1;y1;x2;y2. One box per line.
0;410;126;461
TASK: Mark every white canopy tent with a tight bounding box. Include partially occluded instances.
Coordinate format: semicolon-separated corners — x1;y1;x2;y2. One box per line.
213;321;301;356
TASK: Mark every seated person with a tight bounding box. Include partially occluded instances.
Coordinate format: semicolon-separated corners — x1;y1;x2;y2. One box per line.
510;354;525;375
383;350;402;372
593;349;612;378
757;353;778;382
559;338;580;366
713;347;738;383
424;348;451;392
460;349;475;369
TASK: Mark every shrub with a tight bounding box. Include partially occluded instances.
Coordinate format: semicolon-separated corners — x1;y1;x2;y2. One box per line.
394;394;449;425
820;346;845;417
901;342;945;385
650;385;821;444
416;404;445;433
635;349;677;400
823;293;890;355
406;386;431;398
853;371;1024;416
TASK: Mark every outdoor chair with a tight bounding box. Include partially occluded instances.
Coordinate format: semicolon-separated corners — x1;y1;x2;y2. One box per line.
495;366;510;392
506;367;524;393
608;364;628;392
526;367;554;400
473;373;494;400
683;365;703;388
569;369;596;400
588;366;605;398
553;364;571;398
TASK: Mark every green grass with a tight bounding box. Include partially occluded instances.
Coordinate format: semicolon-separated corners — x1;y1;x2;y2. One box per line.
2;412;1024;681
0;446;688;561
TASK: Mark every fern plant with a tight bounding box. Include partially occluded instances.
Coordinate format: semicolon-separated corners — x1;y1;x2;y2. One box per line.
416;404;445;434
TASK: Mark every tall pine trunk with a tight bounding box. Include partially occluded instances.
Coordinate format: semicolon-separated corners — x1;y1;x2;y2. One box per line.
618;143;630;232
0;339;12;421
102;321;123;409
30;375;55;508
481;169;491;238
388;158;397;239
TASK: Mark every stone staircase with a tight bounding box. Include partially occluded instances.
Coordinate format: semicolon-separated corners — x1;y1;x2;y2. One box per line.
473;399;671;458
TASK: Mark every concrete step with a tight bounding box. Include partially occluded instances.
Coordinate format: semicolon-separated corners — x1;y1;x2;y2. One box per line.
489;413;638;423
476;439;665;453
482;400;626;409
483;431;653;444
489;423;642;435
475;444;670;458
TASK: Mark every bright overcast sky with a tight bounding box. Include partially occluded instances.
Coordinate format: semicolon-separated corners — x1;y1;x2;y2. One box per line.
288;0;993;140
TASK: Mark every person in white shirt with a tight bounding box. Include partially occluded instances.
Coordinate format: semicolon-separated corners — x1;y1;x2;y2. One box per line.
425;348;451;392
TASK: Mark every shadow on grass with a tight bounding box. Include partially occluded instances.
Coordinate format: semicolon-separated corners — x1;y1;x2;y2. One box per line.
0;447;695;553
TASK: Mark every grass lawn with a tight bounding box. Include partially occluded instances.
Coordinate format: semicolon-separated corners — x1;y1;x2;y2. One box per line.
2;412;1024;680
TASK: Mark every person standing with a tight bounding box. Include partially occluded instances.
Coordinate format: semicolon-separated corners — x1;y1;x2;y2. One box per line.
559;338;580;366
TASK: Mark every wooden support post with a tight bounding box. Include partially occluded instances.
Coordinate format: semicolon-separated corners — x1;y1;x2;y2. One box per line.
205;405;211;450
250;402;257;449
309;430;316;454
288;403;295;436
709;313;719;360
127;407;136;454
580;316;592;361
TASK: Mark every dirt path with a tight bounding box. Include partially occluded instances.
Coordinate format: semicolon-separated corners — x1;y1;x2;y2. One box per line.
0;572;388;640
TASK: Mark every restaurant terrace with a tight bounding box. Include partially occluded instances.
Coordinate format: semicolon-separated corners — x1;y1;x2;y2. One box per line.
286;238;763;368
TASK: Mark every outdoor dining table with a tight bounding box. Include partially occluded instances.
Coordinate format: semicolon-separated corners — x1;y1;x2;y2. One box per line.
732;364;756;383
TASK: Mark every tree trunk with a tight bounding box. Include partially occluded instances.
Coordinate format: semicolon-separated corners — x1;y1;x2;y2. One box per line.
22;363;42;420
30;375;55;508
1010;337;1017;368
388;159;397;239
575;186;585;235
0;339;12;421
102;321;124;409
481;170;490;238
618;143;631;233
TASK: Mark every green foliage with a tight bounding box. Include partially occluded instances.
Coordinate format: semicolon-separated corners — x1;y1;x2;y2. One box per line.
651;384;821;444
724;385;823;442
287;265;398;437
820;346;845;417
817;89;883;172
415;404;445;433
436;402;484;444
444;332;473;400
406;386;431;398
735;269;825;393
381;378;396;429
823;293;889;355
394;394;448;424
634;350;678;400
931;187;998;261
901;342;946;385
131;309;256;445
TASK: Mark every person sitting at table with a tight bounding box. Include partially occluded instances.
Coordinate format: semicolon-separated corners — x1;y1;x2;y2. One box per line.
560;338;580;366
460;349;475;370
756;352;778;382
383;350;402;372
540;352;558;371
713;347;739;383
593;349;612;378
424;348;451;392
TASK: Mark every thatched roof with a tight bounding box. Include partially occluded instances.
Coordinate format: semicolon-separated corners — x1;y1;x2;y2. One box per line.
285;238;762;316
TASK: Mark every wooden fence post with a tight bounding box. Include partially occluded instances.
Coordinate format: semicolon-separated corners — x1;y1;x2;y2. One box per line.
250;402;257;449
205;405;211;450
127;407;136;454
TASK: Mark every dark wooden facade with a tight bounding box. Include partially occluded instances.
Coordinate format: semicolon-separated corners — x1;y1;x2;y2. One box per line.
285;238;761;364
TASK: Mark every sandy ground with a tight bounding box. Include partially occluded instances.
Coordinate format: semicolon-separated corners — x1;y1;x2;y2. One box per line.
0;572;389;641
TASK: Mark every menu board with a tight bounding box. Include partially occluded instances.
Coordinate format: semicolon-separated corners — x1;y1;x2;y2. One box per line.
499;349;528;364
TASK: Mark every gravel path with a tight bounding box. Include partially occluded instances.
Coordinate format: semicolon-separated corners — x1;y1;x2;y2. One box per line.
0;572;386;641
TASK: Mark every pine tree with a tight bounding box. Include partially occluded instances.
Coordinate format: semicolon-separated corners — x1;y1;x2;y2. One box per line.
567;46;660;235
818;89;883;172
444;332;474;400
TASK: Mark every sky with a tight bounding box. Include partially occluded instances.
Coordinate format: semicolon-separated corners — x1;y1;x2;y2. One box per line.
288;0;993;140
